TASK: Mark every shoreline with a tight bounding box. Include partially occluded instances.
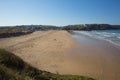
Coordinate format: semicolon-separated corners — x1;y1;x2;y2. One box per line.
72;31;120;48
69;32;120;80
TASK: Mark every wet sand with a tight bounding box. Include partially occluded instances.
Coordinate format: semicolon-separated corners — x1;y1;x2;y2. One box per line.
70;32;120;80
0;30;120;80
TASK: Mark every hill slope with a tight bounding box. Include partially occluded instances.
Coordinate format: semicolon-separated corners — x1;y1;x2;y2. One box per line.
0;49;95;80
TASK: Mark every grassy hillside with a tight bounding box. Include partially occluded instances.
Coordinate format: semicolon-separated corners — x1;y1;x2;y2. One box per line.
0;49;95;80
0;28;33;38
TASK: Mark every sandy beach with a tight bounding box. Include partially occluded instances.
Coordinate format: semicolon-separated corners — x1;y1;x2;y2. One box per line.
0;30;120;80
0;30;78;73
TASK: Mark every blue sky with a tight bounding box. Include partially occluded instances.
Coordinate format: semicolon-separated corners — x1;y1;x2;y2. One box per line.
0;0;120;26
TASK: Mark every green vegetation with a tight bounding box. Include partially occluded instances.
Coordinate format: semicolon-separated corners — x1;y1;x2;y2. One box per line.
63;24;120;30
63;25;86;30
0;49;95;80
0;27;33;38
0;27;31;34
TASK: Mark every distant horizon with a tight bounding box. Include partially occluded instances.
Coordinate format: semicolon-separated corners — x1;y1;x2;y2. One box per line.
0;0;120;26
0;23;120;27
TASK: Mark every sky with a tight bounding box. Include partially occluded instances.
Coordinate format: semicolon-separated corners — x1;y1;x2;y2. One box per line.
0;0;120;26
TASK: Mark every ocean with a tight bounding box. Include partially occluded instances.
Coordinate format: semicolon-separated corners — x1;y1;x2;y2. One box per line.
73;30;120;47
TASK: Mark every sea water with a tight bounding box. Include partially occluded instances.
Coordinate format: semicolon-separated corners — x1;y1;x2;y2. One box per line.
73;30;120;47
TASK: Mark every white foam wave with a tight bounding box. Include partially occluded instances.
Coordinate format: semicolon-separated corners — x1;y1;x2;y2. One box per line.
73;31;120;47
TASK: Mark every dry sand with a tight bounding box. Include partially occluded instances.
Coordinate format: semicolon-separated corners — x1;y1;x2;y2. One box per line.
0;30;120;80
0;30;78;74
